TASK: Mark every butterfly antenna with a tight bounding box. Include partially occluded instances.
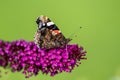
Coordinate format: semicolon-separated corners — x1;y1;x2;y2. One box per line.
68;26;82;39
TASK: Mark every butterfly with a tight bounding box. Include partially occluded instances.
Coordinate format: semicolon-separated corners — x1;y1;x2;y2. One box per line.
34;15;71;49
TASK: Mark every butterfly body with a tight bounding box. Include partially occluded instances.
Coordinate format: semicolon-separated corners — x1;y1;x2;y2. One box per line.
34;16;71;49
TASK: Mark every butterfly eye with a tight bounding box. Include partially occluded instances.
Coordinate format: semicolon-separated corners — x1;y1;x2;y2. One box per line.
38;21;43;29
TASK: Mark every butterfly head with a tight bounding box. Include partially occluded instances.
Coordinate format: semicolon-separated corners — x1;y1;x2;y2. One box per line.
36;15;48;29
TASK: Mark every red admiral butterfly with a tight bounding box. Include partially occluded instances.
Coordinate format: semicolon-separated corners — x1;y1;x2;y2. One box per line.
34;15;71;49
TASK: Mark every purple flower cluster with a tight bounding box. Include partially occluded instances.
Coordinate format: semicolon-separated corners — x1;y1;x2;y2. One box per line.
0;39;86;78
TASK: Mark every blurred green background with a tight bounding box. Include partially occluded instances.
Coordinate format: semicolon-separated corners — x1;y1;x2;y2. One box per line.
0;0;120;80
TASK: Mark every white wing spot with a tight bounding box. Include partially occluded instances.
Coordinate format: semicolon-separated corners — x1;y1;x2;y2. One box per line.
47;22;54;26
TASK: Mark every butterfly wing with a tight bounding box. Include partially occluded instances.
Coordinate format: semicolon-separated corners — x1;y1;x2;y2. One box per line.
34;16;71;49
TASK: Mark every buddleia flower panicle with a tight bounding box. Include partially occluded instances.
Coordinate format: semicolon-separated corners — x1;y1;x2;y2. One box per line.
0;39;86;78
